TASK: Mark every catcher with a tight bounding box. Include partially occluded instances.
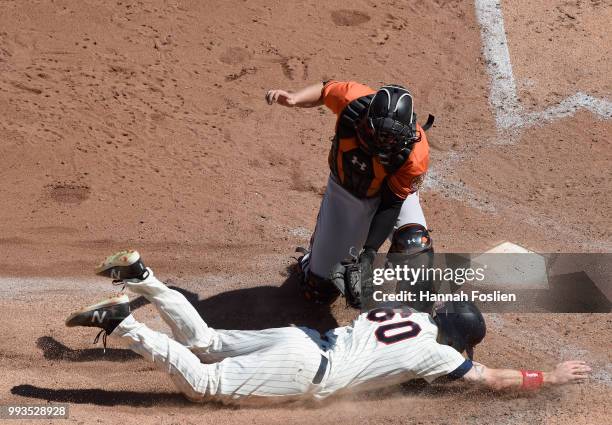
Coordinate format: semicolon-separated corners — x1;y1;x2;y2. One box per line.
266;81;435;307
65;250;591;403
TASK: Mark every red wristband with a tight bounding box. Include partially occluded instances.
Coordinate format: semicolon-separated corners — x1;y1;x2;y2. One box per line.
520;370;543;390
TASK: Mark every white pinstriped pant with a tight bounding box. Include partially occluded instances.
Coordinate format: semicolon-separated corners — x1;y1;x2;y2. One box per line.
111;271;327;402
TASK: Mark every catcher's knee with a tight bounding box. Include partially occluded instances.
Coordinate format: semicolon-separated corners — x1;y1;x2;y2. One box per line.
301;272;340;304
388;224;435;312
389;223;433;255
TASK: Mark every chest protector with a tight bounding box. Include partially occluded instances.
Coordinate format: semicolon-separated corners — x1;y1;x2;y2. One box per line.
329;94;434;198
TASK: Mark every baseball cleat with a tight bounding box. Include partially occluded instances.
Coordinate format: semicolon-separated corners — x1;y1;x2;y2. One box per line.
95;249;148;281
65;294;131;350
295;247;310;275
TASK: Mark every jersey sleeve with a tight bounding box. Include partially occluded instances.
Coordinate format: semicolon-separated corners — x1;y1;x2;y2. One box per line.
412;342;472;383
387;126;430;199
322;80;376;116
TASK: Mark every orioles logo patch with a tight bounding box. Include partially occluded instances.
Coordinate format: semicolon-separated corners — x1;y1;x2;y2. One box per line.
410;173;425;192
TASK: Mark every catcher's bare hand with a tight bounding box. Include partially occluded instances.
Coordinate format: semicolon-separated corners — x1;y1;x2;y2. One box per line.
265;89;296;107
550;361;591;385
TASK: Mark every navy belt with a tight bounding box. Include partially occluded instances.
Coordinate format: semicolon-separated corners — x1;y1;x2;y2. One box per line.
312;355;328;384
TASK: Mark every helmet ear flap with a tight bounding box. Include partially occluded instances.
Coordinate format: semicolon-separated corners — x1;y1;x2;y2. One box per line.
434;301;485;359
434;313;464;353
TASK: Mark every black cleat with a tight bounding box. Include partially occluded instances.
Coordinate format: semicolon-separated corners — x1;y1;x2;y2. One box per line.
65;295;130;350
95;249;148;281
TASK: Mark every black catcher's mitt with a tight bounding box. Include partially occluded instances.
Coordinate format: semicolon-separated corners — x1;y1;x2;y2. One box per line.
330;249;375;308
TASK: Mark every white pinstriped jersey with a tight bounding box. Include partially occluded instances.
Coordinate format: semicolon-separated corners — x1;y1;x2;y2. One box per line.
116;273;471;402
318;307;469;397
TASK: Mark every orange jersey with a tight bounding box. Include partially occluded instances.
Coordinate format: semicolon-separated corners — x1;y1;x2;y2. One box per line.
322;81;430;199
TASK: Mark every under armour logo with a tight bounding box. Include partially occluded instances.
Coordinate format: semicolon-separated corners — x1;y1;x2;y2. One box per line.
351;156;367;171
92;310;107;324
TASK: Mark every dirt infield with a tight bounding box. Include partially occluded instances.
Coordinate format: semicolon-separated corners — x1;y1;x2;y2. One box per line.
0;0;610;424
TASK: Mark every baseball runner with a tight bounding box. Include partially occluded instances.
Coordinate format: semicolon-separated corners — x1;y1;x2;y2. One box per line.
65;250;591;403
266;81;435;306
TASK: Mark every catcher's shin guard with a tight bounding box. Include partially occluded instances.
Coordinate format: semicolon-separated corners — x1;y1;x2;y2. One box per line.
388;224;436;312
295;247;340;304
301;272;340;304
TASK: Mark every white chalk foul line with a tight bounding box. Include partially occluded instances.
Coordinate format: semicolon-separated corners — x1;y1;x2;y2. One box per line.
474;0;612;132
423;1;612;249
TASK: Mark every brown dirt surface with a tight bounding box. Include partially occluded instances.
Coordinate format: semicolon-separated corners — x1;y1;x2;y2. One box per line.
0;0;610;424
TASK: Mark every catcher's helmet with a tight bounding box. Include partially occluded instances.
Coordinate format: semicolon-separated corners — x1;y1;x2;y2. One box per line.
356;84;420;164
434;301;486;360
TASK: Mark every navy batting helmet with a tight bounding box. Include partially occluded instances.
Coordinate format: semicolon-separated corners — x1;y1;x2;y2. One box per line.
434;301;486;360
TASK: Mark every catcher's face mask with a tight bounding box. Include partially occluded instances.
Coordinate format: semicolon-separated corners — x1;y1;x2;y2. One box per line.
357;119;414;165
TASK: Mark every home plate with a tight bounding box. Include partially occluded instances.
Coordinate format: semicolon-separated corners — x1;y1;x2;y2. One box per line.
484;241;534;254
470;241;548;289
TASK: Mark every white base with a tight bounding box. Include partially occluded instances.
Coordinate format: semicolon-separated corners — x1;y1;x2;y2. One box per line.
485;242;533;254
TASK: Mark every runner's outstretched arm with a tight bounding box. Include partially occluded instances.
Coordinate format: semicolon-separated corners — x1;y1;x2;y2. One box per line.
463;360;591;390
